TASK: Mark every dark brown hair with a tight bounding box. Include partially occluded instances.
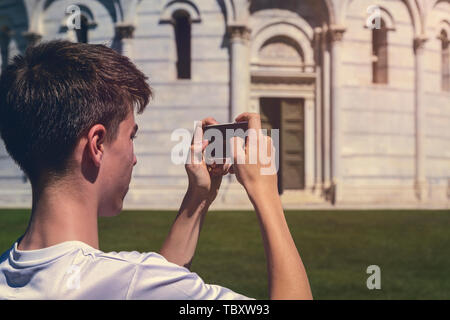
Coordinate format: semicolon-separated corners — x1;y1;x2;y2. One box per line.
0;40;152;184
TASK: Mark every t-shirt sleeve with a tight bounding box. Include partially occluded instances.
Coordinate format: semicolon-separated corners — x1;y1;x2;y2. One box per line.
125;252;254;300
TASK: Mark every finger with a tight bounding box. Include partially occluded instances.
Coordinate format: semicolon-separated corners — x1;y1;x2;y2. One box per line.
210;166;224;177
211;162;230;174
202;139;209;152
229;136;245;165
189;123;204;165
200;118;218;156
191;121;203;146
222;162;232;175
190;144;203;165
259;135;272;166
201;117;219;129
234;112;261;130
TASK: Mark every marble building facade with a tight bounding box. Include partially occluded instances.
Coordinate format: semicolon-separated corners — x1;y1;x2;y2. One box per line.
0;0;449;209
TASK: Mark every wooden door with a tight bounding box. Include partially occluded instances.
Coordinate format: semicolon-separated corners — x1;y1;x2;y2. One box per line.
260;98;305;193
280;98;305;190
260;98;282;193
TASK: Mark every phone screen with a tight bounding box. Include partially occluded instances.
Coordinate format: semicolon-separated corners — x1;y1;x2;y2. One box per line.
204;122;248;160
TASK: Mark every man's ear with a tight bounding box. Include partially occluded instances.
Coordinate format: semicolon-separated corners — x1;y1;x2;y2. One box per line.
87;124;107;168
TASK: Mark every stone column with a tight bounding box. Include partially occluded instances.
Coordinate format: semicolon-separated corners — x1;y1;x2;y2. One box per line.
313;28;323;195
413;36;428;201
228;24;251;122
115;24;135;59
22;31;42;47
329;26;346;204
321;27;332;191
305;97;316;190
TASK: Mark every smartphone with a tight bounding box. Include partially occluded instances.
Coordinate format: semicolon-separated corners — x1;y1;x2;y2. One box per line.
204;121;248;161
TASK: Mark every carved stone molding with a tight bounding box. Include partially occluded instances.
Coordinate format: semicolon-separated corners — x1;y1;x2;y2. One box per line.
413;36;428;53
115;24;135;39
437;32;450;46
228;25;251;42
251;72;316;86
438;37;450;46
22;31;42;46
329;26;346;42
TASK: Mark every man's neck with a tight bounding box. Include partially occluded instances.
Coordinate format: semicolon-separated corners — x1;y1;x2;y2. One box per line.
18;181;100;251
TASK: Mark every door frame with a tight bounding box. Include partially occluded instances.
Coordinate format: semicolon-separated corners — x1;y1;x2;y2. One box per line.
249;72;317;194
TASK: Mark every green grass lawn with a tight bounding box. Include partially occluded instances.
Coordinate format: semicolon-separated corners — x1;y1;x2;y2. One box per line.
1;209;449;299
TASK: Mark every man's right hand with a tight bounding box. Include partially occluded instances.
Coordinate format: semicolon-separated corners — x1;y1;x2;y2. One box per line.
228;112;312;300
229;112;278;197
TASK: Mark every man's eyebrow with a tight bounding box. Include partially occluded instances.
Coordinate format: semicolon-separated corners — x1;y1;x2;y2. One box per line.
132;124;139;134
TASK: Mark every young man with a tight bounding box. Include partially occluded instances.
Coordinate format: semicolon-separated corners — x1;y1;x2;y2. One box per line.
0;40;312;299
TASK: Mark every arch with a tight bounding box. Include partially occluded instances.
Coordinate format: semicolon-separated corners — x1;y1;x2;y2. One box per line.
220;0;236;24
251;11;315;40
44;0;121;22
259;35;305;64
60;4;97;30
219;0;335;29
364;5;396;31
425;0;450;36
438;20;450;38
324;0;336;25
160;0;201;23
249;0;334;26
25;0;122;34
402;0;422;36
120;0;140;24
343;0;422;36
430;0;450;10
251;18;314;67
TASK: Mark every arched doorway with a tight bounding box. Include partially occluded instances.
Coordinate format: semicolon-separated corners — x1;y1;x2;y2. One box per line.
250;21;318;201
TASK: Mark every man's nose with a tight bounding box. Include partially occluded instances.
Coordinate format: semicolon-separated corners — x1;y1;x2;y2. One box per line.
133;154;137;166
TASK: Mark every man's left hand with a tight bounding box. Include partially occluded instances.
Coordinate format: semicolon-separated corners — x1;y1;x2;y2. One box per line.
185;117;231;202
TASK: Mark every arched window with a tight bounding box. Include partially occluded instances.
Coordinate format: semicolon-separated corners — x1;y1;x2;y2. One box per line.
75;14;89;43
440;30;450;91
173;10;191;79
372;19;388;84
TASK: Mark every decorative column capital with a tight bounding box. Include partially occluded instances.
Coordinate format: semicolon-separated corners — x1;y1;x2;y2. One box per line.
413;36;428;53
22;31;42;47
437;33;450;45
228;24;251;43
0;26;13;38
329;25;346;42
115;24;135;39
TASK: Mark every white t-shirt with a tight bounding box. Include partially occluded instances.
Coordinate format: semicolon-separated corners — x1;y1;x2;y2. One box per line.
0;239;253;300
